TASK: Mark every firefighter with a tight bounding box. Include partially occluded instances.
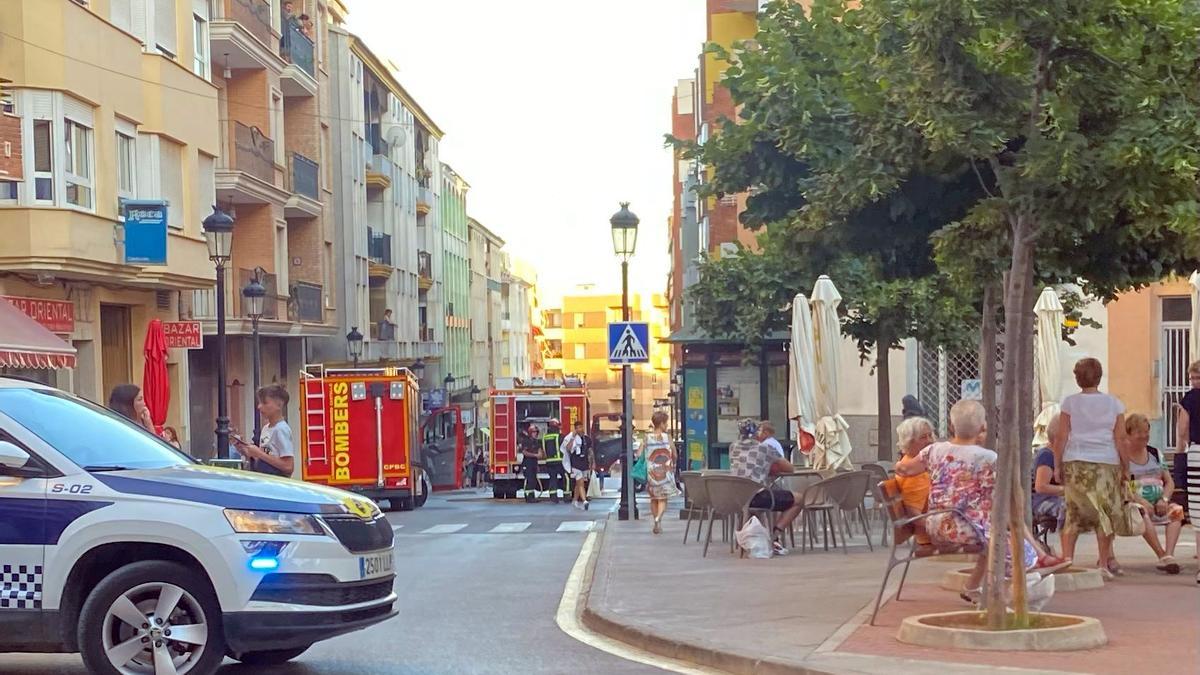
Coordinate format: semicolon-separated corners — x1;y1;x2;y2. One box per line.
542;418;566;503
518;423;545;503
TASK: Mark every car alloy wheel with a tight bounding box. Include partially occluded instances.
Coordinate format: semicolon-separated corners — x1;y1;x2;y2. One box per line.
101;581;209;675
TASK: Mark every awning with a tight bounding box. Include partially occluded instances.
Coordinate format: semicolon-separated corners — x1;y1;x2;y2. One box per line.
0;299;76;369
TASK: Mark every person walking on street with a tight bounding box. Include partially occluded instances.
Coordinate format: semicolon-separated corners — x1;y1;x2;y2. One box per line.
542;419;565;503
108;384;156;434
233;384;295;477
1174;360;1200;585
518;423;545;503
643;411;679;534
562;419;592;510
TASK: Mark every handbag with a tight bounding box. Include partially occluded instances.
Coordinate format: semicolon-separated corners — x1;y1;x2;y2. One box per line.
630;453;648;483
1115;500;1146;537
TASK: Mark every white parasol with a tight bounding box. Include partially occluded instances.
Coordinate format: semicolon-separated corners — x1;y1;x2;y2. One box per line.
810;276;852;470
789;293;818;461
1033;287;1063;448
1190;272;1200;364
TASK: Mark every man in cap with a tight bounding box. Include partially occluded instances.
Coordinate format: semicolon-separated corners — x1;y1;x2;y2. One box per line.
518;422;545;503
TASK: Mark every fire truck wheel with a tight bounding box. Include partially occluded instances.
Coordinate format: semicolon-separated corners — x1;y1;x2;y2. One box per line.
229;645;311;665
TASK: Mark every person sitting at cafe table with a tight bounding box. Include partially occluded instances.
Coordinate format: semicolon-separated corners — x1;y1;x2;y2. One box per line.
730;419;805;556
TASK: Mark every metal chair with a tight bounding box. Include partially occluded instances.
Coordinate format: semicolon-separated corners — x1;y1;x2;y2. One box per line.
868;478;982;625
797;471;874;554
860;463;891;545
680;471;710;545
700;475;765;558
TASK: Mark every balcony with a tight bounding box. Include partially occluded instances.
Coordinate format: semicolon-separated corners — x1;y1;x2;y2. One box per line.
415;186;433;215
417;250;433;290
238;267;280;320
289;281;323;323
367;228;393;281
279;21;316;97
216;122;287;205
419;326;435;342
365;140;392;190
284;151;321;218
211;0;279;72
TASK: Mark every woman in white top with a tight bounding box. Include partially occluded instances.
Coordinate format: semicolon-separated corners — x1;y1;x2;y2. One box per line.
1051;357;1127;580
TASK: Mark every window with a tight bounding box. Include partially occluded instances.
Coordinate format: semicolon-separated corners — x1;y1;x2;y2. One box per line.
64;119;93;209
197;153;215;226
155;0;178;57
192;14;209;78
116;132;137;200
32;119;53;201
270;91;284;164
0;182;15;201
0;89;12;114
574;313;584;329
574;344;585;360
275;223;289;289
1163;297;1191;323
158;139;183;227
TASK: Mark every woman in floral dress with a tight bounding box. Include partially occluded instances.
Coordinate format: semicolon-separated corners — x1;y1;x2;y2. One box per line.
643;411;679;534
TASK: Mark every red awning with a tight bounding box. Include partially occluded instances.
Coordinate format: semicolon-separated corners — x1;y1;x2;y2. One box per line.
0;299;76;369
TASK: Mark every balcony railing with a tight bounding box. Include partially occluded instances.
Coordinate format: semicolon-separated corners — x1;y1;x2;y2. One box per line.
288;151;319;199
232;122;274;184
280;20;315;78
290;281;323;323
417;251;432;280
226;0;273;49
368;229;392;265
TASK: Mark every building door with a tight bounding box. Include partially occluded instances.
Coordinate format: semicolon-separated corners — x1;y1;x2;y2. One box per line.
99;304;132;397
1160;296;1191;450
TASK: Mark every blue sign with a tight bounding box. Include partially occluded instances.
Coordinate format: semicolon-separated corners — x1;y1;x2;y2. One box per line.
123;200;168;265
607;322;650;365
421;387;447;414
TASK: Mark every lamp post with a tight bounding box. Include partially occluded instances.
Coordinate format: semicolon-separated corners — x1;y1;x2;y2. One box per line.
203;207;234;459
347;326;364;367
610;202;639;521
470;382;482;485
411;358;426;382
241;267;266;444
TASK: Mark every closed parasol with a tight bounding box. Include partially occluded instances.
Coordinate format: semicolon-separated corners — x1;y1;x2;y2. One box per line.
789;293;818;460
1033;287;1063;448
810;276;853;470
142;319;170;434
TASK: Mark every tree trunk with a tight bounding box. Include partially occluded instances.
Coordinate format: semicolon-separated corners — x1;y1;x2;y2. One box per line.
980;283;999;450
1018;278;1038;528
877;336;893;461
986;217;1035;628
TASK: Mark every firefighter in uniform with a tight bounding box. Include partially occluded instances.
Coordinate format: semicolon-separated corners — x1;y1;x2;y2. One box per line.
518;423;545;503
542;419;566;503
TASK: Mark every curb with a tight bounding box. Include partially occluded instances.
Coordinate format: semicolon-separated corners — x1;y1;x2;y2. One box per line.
578;515;834;675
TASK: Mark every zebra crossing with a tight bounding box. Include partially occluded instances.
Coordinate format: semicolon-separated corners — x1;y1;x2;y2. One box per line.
389;520;601;536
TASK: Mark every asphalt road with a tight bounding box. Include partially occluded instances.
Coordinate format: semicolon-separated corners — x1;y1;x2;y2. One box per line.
3;489;667;675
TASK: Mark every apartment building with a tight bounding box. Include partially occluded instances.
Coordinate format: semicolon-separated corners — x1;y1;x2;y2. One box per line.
497;253;536;381
467;217;503;392
441;163;471;392
312;26;445;388
542;292;671;429
0;0;219;444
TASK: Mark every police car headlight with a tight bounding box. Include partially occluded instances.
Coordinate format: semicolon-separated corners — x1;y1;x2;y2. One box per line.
223;509;324;535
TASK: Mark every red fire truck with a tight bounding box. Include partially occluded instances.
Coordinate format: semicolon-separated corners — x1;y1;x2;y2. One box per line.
489;376;589;499
299;364;430;509
420;404;468;491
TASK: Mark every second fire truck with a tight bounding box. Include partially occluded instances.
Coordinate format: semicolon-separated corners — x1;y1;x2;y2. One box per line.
489;376;589;499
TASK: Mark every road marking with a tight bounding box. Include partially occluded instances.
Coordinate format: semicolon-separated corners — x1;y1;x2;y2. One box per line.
489;522;531;533
391;524;403;531
420;524;468;534
556;531;719;675
556;521;595;532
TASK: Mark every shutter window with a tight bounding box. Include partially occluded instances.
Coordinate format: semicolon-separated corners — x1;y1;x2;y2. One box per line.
131;0;148;45
110;0;132;32
154;0;177;57
197;153;215;229
158;139;183;228
63;95;94;127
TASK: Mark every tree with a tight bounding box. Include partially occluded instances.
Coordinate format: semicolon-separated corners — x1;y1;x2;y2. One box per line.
725;0;1200;627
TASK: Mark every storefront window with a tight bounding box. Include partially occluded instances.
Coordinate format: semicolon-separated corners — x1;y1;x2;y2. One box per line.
0;367;55;386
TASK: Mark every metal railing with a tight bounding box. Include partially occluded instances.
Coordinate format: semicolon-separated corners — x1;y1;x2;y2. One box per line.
290;281;323;323
417;251;432;279
226;0;273;50
289;151;319;199
368;229;392;265
280;21;315;77
232;122;274;184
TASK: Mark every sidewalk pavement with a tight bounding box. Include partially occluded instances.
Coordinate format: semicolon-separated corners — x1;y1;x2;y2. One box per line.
582;497;1200;674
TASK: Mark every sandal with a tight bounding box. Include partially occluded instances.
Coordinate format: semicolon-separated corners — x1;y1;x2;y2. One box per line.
959;587;982;605
1032;554;1071;575
1156;556;1181;575
1099;559;1125;576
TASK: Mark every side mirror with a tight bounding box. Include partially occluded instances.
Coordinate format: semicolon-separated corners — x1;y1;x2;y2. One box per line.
0;441;35;477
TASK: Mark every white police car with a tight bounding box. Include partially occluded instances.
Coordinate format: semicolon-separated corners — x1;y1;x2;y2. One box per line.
0;377;397;674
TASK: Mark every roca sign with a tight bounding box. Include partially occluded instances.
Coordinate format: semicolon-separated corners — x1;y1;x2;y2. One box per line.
162;321;202;349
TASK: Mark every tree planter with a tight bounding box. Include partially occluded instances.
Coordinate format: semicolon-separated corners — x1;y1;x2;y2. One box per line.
940;566;1104;593
898;611;1106;651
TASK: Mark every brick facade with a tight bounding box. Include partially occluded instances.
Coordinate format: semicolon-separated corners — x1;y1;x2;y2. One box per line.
0;113;22;181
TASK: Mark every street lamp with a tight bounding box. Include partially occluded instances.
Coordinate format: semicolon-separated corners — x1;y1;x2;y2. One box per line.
241;267;266;444
346;326;364;366
610;202;639;521
411;358;426;381
203;206;234;459
470;382;482;484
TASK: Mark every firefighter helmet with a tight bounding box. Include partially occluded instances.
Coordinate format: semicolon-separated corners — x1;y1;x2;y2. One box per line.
546;418;561;430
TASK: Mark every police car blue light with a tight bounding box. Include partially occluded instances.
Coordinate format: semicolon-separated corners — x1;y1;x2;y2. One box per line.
0;378;398;675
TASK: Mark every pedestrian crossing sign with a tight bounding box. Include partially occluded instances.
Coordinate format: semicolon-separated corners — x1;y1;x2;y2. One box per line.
608;322;650;365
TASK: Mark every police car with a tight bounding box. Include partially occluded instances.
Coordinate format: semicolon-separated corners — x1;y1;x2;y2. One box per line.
0;377;397;674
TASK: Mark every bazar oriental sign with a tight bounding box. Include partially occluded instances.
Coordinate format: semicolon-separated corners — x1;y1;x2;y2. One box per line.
2;296;74;334
162;321;203;349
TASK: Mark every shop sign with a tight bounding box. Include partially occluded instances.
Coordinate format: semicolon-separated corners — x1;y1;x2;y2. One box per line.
123;200;168;265
2;295;74;333
163;321;202;349
684;369;708;471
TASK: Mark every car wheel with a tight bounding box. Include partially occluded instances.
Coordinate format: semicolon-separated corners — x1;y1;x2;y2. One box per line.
78;560;224;675
414;473;431;508
229;645;311;665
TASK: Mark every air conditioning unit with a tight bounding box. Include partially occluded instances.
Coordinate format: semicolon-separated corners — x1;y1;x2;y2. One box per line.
719;242;739;259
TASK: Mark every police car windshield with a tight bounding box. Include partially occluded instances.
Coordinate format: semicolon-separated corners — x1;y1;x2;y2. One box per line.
0;388;193;471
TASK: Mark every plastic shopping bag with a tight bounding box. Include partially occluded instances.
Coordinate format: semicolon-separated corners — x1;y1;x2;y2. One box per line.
735;517;772;559
587;474;602;499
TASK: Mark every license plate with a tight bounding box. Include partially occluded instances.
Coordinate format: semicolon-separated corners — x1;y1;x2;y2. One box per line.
358;550;394;579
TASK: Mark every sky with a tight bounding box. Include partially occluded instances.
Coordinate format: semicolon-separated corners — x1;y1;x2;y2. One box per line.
346;0;706;305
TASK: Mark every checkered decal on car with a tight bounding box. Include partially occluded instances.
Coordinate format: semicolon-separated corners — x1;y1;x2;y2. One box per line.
0;564;43;609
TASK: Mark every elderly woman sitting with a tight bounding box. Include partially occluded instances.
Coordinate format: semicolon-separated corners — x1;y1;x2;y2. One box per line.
894;417;935;546
897;399;1038;602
